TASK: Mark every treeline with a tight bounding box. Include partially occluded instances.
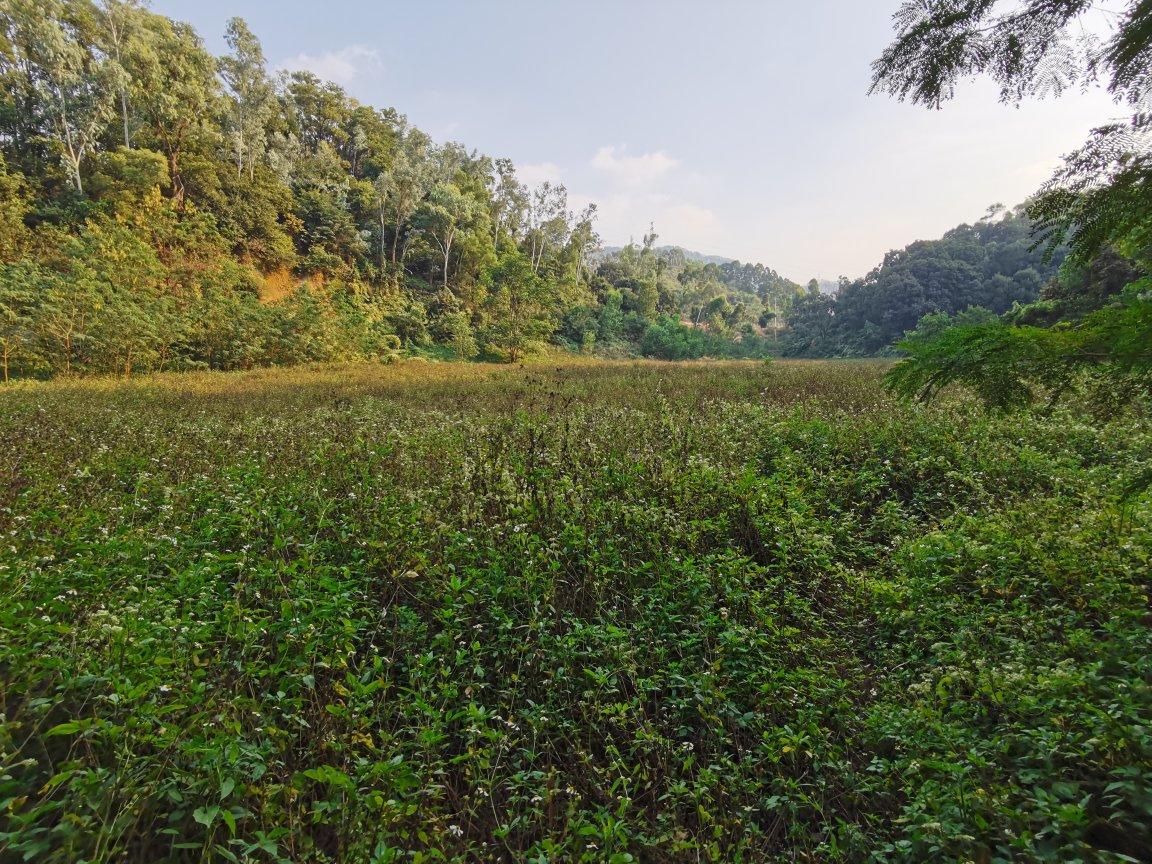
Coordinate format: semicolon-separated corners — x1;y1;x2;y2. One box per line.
0;2;797;379
781;206;1068;357
578;233;801;360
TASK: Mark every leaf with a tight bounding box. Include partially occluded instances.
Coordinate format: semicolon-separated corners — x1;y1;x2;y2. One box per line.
45;720;90;737
193;805;219;828
38;769;76;793
220;777;235;800
301;765;353;789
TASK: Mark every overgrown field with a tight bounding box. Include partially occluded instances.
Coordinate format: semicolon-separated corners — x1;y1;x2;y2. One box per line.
1;360;1150;863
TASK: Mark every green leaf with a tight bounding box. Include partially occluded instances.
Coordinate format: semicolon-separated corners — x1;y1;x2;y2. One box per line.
45;720;90;737
193;805;219;828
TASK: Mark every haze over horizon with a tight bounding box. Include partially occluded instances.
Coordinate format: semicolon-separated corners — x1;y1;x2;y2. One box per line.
154;0;1122;283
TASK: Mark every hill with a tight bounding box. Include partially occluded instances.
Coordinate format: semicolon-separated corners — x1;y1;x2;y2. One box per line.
782;206;1067;356
0;5;772;379
597;245;736;265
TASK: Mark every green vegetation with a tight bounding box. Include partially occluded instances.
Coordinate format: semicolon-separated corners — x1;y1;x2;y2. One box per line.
0;3;792;379
2;360;1150;862
2;2;1150;858
781;207;1067;358
870;1;1152;412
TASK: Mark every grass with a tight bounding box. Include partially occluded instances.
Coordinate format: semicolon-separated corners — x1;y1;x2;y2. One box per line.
0;358;1149;863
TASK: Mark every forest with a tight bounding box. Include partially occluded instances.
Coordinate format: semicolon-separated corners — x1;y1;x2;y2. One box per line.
0;1;808;380
3;3;1146;379
782;207;1065;356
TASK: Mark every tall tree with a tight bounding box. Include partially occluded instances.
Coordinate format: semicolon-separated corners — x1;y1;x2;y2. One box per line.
97;0;145;149
2;0;122;194
219;17;274;181
129;11;217;204
524;181;568;274
419;181;479;291
382;127;434;269
490;157;526;246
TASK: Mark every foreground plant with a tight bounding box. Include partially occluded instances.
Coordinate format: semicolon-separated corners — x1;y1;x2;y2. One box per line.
1;359;1149;862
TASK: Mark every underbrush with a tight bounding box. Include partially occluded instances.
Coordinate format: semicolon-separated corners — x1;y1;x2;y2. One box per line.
1;360;1148;862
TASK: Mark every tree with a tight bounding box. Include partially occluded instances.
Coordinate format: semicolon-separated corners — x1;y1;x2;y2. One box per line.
873;1;1151;411
24;263;100;375
431;291;478;360
874;0;1151;270
0;4;639;375
97;0;146;149
381;127;435;270
524;181;568;275
419;181;480;291
219;17;274;181
0;269;36;381
282;70;350;155
490;157;526;245
0;154;30;262
785;208;1065;356
3;0;122;193
781;291;840;357
482;250;554;362
129;11;217;204
87;145;168;209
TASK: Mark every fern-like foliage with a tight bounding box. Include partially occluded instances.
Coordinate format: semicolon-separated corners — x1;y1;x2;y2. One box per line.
886;280;1152;410
1030;116;1152;266
870;1;1102;107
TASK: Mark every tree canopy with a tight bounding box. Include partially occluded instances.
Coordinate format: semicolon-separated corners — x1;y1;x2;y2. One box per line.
0;1;795;378
781;207;1065;357
871;0;1151;415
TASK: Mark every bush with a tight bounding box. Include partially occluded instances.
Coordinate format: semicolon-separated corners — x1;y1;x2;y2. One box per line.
1;360;1148;862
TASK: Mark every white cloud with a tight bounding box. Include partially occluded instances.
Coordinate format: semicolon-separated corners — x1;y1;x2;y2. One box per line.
517;161;563;186
583;191;720;250
278;45;382;86
591;145;678;185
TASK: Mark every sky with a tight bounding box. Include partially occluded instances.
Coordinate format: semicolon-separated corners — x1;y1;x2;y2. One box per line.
153;0;1123;283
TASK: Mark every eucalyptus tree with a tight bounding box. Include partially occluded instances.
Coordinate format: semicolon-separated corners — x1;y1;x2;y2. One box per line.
1;0;122;194
219;17;274;181
420;182;481;290
382;127;435;270
96;0;146;149
490;157;526;246
524;181;569;275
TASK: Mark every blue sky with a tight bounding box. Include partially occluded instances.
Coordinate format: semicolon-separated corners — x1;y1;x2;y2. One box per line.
154;0;1121;282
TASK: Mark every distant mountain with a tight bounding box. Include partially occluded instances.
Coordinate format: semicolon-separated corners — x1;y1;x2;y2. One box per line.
657;246;735;265
596;245;735;265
